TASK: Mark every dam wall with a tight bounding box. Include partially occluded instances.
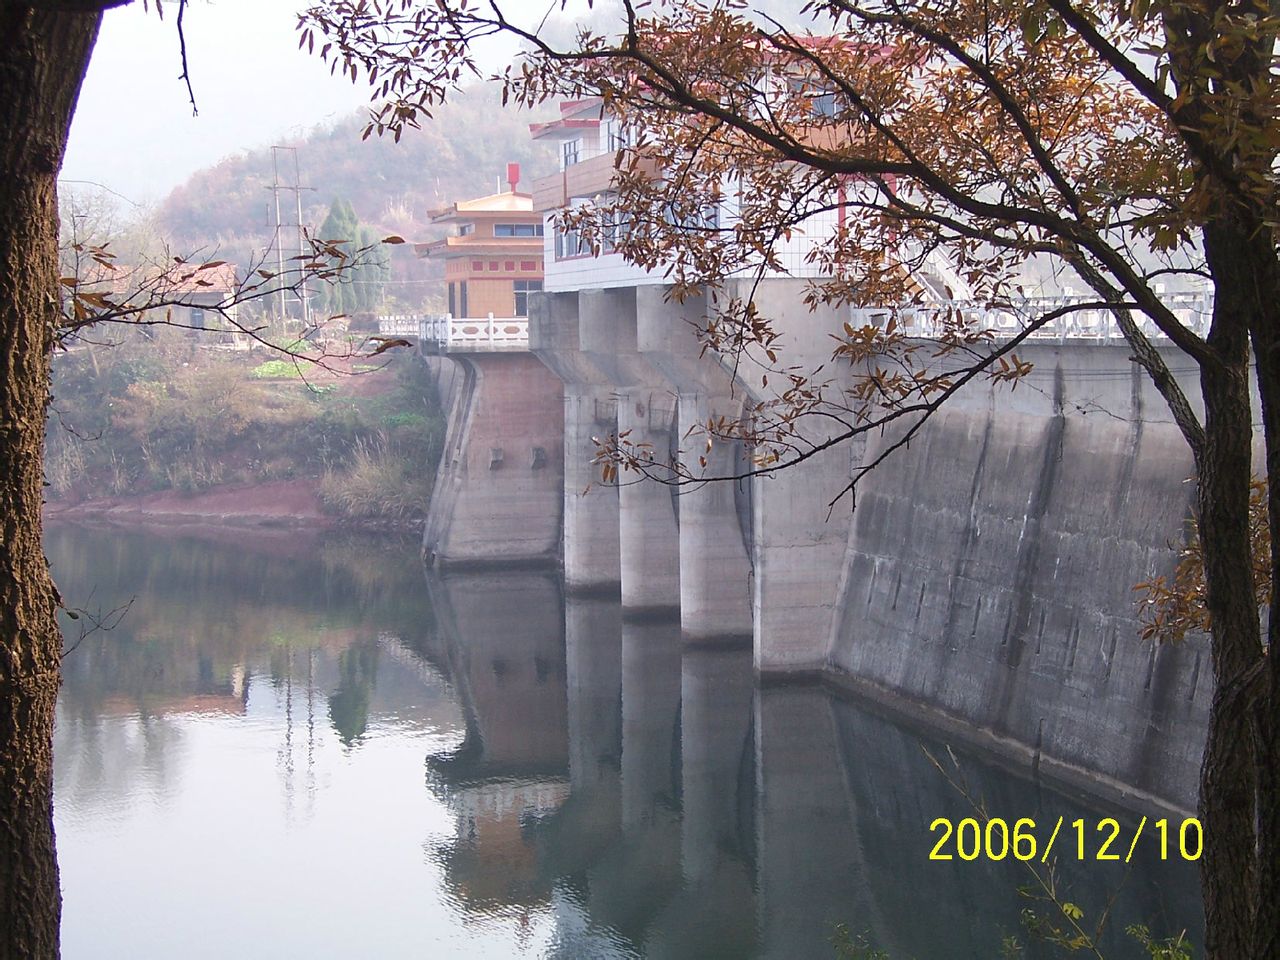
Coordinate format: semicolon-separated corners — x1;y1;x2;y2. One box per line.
816;343;1210;811
524;288;1211;812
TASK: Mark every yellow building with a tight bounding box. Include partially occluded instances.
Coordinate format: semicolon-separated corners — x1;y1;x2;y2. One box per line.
416;164;545;319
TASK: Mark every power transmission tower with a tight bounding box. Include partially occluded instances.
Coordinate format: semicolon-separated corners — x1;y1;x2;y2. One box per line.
267;146;315;328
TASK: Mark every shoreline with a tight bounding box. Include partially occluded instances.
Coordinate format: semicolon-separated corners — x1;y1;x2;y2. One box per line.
43;479;422;537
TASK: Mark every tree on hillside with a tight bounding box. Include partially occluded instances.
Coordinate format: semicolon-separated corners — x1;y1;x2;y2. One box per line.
300;0;1279;956
317;197;360;316
316;197;390;318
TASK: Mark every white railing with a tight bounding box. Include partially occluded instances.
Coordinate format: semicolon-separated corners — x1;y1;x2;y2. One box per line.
848;293;1213;343
420;314;531;352
378;314;425;337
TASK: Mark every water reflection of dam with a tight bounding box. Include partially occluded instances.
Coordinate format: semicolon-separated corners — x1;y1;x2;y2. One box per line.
414;570;1204;959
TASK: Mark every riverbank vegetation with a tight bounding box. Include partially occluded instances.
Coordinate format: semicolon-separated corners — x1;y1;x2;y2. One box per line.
46;330;445;527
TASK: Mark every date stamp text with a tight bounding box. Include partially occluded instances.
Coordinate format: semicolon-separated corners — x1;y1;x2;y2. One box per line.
928;816;1203;862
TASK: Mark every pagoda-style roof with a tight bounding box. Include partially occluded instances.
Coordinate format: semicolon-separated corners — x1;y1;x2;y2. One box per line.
429;191;535;223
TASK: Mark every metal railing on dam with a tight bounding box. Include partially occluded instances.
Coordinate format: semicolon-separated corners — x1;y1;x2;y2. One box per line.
849;292;1213;343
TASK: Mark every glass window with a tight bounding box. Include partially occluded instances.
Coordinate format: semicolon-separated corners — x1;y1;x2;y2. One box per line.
555;227;580;259
606;119;630;152
562;139;581;167
494;223;544;237
448;282;456;316
514;280;543;317
459;282;468;317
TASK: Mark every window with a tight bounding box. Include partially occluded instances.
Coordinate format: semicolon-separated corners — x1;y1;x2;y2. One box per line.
603;207;633;252
459;282;468;317
493;223;544;237
605;119;630;152
786;76;839;118
812;92;837;117
520;260;538;272
457;223;474;236
662;200;719;232
514;280;543;317
562;139;581;167
190;307;205;329
448;282;456;316
555;226;581;259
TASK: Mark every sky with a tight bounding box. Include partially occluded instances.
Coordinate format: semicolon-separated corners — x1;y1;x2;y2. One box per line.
58;0;809;210
61;1;379;206
60;0;586;209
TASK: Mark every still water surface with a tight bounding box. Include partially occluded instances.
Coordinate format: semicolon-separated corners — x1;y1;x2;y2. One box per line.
48;525;1202;959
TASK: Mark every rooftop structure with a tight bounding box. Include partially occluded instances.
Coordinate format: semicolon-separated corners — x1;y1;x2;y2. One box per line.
416;163;545;335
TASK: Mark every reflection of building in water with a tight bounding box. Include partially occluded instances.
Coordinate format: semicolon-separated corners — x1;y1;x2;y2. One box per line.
433;778;571;912
97;660;250;719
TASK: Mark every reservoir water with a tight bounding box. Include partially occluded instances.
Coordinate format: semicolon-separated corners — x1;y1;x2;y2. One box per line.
48;524;1203;959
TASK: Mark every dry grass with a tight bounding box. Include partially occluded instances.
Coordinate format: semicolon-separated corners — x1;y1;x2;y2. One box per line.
318;433;431;522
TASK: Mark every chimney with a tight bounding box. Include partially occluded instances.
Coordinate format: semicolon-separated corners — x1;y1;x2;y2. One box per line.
506;162;521;193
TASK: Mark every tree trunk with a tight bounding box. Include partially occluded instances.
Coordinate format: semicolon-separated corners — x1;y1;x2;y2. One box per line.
0;7;102;959
1197;357;1263;960
1241;222;1280;960
1198;216;1275;960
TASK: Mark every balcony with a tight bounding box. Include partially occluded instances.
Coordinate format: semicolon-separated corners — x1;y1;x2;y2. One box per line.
532;151;623;211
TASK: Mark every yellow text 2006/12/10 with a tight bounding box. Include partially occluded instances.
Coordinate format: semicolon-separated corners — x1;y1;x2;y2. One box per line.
927;816;1203;863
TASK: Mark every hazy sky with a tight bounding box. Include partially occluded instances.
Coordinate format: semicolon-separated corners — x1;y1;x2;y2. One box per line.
58;0;801;208
62;1;374;206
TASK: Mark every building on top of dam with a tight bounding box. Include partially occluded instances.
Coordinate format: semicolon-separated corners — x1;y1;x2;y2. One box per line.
415;162;544;323
415;167;565;569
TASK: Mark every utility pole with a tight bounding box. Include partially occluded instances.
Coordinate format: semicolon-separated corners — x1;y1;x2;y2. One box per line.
267;146;315;327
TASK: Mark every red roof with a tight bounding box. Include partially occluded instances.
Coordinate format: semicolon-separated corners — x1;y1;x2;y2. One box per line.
529;117;601;139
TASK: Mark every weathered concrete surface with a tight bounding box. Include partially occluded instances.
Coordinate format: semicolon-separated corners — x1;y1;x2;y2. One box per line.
422;352;564;567
531;291;622;593
825;342;1211;811
633;286;755;641
728;279;865;672
531;277;1213;811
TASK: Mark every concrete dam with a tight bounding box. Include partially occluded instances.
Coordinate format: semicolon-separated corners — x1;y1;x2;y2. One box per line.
417;280;1210;814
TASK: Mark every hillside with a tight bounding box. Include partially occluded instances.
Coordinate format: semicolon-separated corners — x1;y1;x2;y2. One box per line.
155;84;557;312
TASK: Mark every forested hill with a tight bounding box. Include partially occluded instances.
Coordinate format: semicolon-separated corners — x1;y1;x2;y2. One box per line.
155;84;556;310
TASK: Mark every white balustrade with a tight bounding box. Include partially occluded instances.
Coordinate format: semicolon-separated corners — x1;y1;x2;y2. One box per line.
377;313;532;353
848;293;1213;344
386;293;1214;358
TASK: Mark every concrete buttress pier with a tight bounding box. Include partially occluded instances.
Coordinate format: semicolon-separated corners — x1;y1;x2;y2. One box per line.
527;277;1213;812
421;350;564;567
530;291;622;593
